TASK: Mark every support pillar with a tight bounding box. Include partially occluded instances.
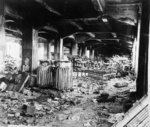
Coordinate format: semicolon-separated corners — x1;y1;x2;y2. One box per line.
81;46;84;57
78;46;82;56
132;38;136;70
32;29;38;71
60;38;64;60
136;1;149;98
44;42;48;59
47;42;52;60
54;37;64;60
71;42;78;56
135;13;141;76
94;50;98;61
54;37;60;60
81;46;87;57
0;0;5;72
90;49;94;60
148;0;150;113
22;25;38;72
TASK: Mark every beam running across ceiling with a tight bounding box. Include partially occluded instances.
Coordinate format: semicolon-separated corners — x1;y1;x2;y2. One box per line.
43;26;58;33
67;21;83;30
34;0;62;16
91;0;104;12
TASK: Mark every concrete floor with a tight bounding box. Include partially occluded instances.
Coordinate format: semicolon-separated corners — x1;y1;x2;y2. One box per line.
0;75;136;127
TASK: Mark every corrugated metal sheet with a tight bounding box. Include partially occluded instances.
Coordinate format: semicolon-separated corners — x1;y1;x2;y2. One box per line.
112;95;149;127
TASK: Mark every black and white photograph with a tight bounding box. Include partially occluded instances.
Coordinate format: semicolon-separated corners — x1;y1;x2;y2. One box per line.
0;0;149;127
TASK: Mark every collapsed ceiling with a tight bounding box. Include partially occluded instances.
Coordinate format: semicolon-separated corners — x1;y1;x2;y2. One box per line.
4;0;142;55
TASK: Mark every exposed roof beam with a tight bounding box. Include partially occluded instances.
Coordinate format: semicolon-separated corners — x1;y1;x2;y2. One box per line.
5;28;22;35
6;34;22;41
106;3;141;6
100;39;120;40
34;0;62;16
38;31;48;34
87;32;95;38
91;0;104;12
67;21;83;30
117;33;134;39
36;17;101;31
85;38;102;42
75;32;134;39
106;0;141;4
5;12;23;20
43;26;58;33
38;36;47;41
5;20;15;23
60;16;101;22
5;6;23;20
86;38;120;42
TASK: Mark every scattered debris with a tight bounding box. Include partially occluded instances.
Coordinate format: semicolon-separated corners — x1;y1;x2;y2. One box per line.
0;55;136;126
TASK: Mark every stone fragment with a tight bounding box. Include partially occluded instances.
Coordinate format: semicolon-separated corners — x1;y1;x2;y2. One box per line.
26;106;35;116
15;112;20;117
26;117;35;124
83;121;91;127
57;114;68;121
71;115;80;121
0;105;6;118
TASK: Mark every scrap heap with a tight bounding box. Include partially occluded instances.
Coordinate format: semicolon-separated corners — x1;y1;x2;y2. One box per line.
0;56;137;127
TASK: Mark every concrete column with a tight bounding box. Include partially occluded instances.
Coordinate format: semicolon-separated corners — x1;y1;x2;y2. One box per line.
132;38;136;70
78;46;82;56
0;0;5;72
82;46;87;57
22;25;38;72
60;38;64;60
32;29;38;71
71;42;78;56
148;0;150;113
92;50;95;60
54;37;59;60
54;37;64;60
47;42;51;60
81;46;84;56
94;50;98;61
90;49;94;60
90;49;92;59
44;42;48;59
136;1;149;98
135;13;141;76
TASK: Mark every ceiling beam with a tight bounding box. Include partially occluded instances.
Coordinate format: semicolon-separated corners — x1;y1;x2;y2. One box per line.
106;0;141;4
66;21;83;30
100;39;119;40
91;0;104;12
92;32;134;38
106;3;141;6
105;4;140;26
34;0;62;16
5;12;23;20
5;28;22;35
46;16;102;23
5;4;23;20
34;16;103;30
43;26;58;33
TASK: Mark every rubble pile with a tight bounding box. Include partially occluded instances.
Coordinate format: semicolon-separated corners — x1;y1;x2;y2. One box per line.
0;89;78;126
72;55;134;83
0;56;137;127
0;75;136;127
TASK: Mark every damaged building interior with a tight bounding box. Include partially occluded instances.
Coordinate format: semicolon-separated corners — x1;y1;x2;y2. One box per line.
0;0;149;126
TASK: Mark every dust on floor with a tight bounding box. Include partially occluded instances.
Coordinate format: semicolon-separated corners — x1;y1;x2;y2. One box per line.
0;76;136;127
